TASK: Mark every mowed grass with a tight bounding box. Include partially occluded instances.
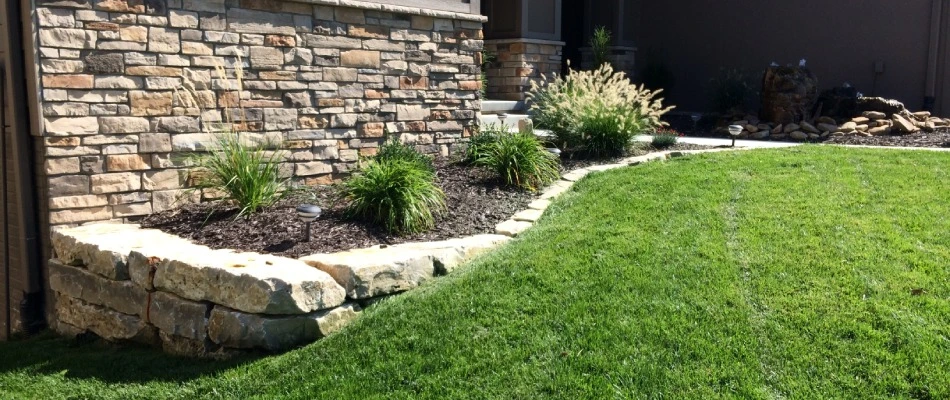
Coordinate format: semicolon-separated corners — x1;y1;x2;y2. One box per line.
1;146;948;399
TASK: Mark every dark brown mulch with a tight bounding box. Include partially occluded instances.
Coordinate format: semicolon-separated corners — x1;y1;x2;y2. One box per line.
820;130;950;148
560;142;719;170
141;158;537;258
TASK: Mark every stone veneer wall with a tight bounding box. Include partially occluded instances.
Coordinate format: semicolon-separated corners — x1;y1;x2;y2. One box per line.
483;39;563;101
35;0;484;226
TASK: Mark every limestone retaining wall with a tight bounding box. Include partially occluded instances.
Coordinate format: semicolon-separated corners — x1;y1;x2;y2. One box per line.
35;0;484;226
48;223;509;355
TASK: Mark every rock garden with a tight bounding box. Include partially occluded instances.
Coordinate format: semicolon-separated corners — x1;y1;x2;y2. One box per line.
667;64;950;149
49;63;706;357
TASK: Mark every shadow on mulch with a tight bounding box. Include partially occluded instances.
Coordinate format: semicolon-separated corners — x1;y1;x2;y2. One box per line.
0;331;260;384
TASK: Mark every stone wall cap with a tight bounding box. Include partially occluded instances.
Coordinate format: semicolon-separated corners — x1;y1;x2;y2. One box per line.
297;0;487;22
485;38;567;46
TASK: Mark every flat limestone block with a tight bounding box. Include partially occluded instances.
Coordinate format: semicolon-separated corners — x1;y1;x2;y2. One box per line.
561;169;590;182
54;293;158;344
512;209;544;222
495;219;533;237
149;249;347;315
48;259;148;317
539;180;573;200
301;247;436;299
149;291;211;341
208;303;361;351
527;199;551;210
55;223;347;316
386;234;511;274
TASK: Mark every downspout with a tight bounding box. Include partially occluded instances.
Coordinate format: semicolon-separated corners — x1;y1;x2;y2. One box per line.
1;66;9;340
924;0;944;111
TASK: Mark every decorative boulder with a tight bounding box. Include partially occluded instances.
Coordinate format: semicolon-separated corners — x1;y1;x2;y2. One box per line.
856;97;908;118
760;66;818;125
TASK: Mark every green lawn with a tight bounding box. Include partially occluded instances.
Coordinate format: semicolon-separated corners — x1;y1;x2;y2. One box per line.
2;146;949;399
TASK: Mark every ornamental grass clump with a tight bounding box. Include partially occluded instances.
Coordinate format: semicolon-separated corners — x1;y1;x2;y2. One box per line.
374;136;434;171
177;55;291;217
340;139;445;234
527;63;675;157
189;134;290;217
474;129;560;191
463;123;504;164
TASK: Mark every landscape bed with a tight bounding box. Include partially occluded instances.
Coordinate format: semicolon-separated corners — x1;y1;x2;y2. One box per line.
141;143;710;257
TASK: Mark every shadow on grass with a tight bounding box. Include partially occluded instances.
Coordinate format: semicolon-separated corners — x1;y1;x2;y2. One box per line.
0;330;262;384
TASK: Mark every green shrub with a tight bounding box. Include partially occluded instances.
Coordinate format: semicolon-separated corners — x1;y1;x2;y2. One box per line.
374;136;433;171
590;26;612;69
464;123;504;164
651;128;680;148
340;159;445;234
527;63;674;156
475;131;560;191
190;134;289;217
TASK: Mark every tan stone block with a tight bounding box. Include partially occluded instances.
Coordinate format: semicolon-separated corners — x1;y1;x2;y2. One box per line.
43;74;94;89
50;206;113;224
86;21;120;31
96;0;145;12
130;91;173;116
106;154;151;171
119;25;148;42
365;89;388;99
264;34;295;47
45;136;81;147
358;122;384;138
113;202;152;217
126;66;181;77
298;116;328;129
323;67;357;82
411;15;434;30
259;70;296;80
46;116;99;136
46;157;82;175
50;194;110;210
182;41;212;55
400;76;428;90
340;50;380;68
91;172;141;194
348;25;388;39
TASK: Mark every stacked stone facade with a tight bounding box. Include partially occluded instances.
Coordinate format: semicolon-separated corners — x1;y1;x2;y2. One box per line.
35;0;484;226
483;39;562;101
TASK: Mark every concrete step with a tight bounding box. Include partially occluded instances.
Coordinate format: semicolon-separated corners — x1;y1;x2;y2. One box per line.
479;113;531;132
482;100;526;114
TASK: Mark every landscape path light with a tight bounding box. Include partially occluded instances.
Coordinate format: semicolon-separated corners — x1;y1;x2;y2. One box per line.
728;124;744;147
296;204;322;242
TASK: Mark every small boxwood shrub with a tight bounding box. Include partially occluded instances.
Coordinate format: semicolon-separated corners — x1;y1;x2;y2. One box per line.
341;139;444;234
475;131;560;191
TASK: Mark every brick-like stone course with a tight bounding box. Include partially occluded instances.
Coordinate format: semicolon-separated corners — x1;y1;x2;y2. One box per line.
37;0;483;226
484;39;562;101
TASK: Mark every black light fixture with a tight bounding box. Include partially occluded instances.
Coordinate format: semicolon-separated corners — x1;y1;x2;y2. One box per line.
296;204;322;242
728;125;743;147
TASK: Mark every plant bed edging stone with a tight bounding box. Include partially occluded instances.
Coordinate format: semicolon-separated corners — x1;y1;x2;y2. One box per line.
49;225;510;356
